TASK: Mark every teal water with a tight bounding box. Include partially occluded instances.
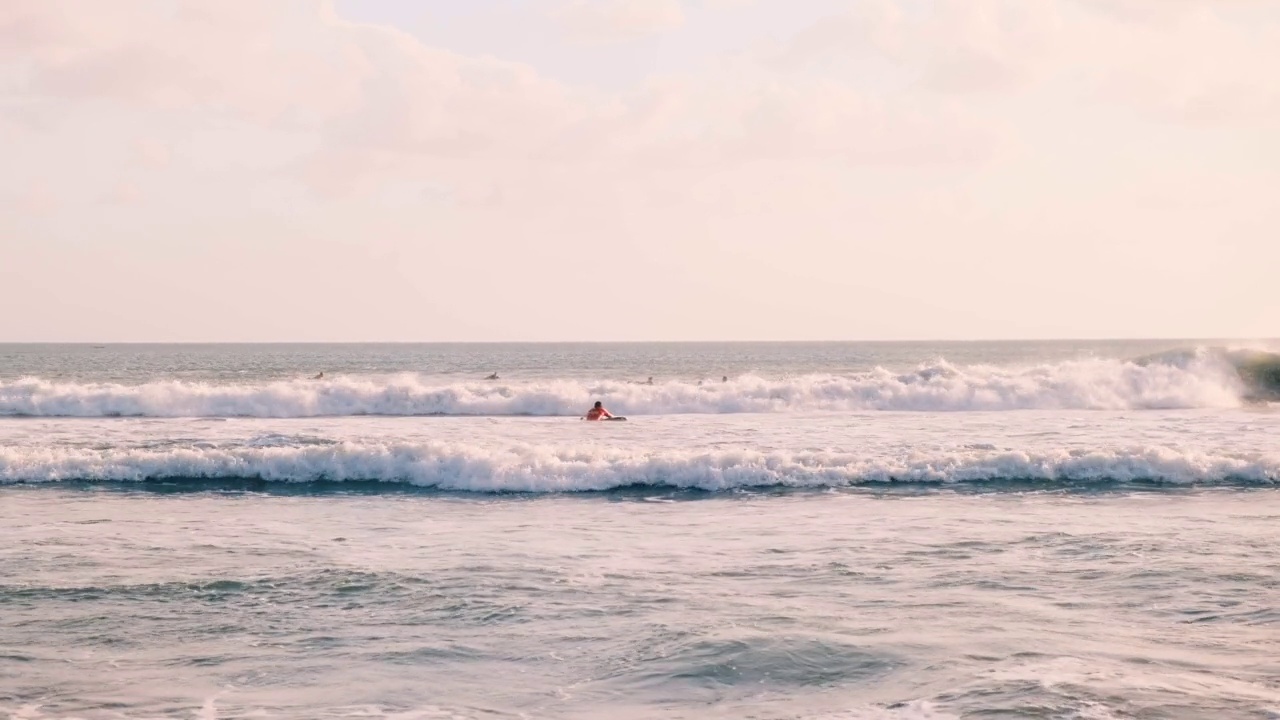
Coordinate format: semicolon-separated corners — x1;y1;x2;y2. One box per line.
0;339;1257;383
3;488;1278;719
1;342;1278;718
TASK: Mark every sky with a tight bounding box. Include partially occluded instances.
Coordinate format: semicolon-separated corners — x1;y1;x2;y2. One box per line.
1;0;1277;342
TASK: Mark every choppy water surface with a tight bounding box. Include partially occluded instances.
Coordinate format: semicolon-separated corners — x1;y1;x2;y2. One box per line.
3;489;1279;719
1;342;1278;718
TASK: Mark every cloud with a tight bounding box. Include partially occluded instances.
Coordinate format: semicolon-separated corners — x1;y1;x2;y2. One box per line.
1;0;1277;341
0;0;985;202
1074;2;1280;126
770;0;1280;124
1;1;585;196
2;0;365;124
607;71;997;169
1073;0;1255;26
550;0;686;44
134;138;171;169
3;0;1275;212
775;0;1063;93
102;180;142;206
10;179;57;215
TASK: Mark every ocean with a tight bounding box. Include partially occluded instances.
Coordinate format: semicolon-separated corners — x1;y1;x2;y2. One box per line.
1;341;1278;719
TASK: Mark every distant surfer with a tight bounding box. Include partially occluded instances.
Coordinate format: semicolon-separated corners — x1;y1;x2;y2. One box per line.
584;401;613;421
644;377;654;385
313;372;324;380
485;372;499;380
722;376;728;383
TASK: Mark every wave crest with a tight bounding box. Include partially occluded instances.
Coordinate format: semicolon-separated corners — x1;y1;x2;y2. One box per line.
0;358;1249;417
1;442;1275;491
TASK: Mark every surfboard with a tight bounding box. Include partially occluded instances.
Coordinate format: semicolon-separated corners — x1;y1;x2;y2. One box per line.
605;417;628;422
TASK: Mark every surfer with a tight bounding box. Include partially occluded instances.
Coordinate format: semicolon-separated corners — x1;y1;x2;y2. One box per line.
584;401;613;421
313;372;324;380
485;372;499;380
644;377;654;385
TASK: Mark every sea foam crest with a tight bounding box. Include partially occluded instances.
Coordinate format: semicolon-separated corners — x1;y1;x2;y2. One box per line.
1;443;1275;490
0;358;1247;418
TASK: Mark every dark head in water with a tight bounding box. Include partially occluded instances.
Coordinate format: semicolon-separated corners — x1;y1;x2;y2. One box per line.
594;401;603;409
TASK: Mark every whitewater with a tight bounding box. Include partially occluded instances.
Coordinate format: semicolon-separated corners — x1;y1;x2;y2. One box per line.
2;412;1279;491
2;341;1278;719
0;357;1258;417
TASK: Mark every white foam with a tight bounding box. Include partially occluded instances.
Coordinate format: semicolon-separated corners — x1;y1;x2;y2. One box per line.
1;442;1274;491
0;357;1246;418
808;703;960;720
1;703;493;720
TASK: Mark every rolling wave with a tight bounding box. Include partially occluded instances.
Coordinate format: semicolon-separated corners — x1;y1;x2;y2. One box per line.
1134;347;1280;402
0;355;1254;417
1;442;1275;491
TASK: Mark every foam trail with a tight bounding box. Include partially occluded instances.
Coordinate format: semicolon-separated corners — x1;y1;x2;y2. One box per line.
1;443;1275;491
809;705;959;720
0;357;1247;417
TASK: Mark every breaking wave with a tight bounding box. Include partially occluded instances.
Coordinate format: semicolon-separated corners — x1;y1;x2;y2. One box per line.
1;442;1276;491
0;356;1257;417
1135;347;1280;402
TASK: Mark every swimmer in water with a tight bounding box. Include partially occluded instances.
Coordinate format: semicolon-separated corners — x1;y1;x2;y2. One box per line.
584;401;613;421
314;372;324;380
485;372;499;380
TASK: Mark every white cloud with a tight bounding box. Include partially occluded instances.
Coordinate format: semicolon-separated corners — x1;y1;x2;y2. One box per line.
774;0;1064;93
1;0;1277;340
2;0;365;123
4;0;1273;211
5;0;1277;203
1075;2;1280;126
135;138;171;169
102;180;142;206
551;0;686;44
0;0;985;202
12;179;57;215
772;0;1280;124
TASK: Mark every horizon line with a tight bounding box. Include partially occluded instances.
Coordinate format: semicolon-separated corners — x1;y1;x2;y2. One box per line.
0;337;1276;346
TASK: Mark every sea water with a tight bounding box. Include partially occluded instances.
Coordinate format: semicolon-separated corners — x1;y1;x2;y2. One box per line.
1;341;1278;719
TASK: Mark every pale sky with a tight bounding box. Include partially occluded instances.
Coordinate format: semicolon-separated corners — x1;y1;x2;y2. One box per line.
1;0;1277;342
